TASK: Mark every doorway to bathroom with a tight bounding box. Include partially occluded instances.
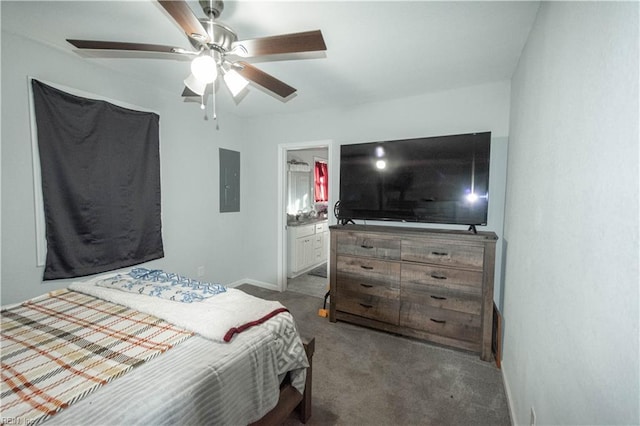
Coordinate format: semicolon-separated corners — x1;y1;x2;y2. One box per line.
277;140;332;299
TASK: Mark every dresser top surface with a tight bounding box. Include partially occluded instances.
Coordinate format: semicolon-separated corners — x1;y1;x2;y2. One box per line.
329;224;498;242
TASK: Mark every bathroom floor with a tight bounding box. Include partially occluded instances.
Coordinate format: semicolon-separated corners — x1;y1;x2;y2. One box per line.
286;270;328;299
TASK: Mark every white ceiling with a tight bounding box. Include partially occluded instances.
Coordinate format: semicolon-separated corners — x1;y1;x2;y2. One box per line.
2;0;540;118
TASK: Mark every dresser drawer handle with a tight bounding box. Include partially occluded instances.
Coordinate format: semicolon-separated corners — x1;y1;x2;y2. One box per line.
360;283;373;288
430;318;446;324
359;303;373;309
431;251;449;256
360;245;374;249
430;295;447;300
360;265;374;270
430;273;447;280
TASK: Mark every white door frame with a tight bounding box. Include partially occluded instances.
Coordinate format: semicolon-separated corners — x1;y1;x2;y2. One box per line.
277;139;333;292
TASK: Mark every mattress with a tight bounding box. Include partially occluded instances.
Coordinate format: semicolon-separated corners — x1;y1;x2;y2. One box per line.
1;275;308;425
45;311;308;425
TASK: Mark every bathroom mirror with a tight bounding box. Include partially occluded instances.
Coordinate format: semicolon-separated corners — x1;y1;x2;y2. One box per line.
287;170;313;215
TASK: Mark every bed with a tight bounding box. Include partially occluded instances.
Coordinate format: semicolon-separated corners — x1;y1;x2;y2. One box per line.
1;269;314;425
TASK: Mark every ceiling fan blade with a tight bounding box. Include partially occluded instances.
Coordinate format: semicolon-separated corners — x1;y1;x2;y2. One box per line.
67;39;184;54
233;30;326;57
157;0;210;43
235;62;296;98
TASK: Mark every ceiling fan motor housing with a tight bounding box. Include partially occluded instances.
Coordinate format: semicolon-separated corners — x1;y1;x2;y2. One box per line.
188;19;237;52
200;0;224;19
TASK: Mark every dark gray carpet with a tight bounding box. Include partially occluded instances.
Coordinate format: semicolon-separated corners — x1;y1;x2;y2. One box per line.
239;284;511;426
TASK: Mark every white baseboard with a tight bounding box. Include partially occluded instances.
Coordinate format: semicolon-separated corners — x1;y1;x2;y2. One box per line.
500;361;516;425
228;278;280;292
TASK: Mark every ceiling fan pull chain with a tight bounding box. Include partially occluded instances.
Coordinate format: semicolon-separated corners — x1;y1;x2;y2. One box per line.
212;85;220;130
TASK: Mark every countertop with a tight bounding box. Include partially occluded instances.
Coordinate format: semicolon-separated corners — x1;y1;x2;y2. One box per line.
287;217;328;227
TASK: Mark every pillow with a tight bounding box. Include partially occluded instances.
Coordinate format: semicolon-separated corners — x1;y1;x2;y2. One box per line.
95;268;226;303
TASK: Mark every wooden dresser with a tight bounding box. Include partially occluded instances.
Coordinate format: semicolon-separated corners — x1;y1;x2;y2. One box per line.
329;224;497;361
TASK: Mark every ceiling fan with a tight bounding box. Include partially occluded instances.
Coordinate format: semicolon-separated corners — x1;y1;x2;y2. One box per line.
67;0;327;112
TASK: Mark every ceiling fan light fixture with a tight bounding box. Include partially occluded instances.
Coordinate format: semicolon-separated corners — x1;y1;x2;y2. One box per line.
223;68;249;97
191;54;218;83
184;73;207;96
67;0;327;121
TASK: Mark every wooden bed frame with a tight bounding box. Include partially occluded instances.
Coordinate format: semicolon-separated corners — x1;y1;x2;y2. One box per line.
251;337;315;425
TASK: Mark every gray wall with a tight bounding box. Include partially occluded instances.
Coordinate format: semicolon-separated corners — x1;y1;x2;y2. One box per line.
503;2;639;424
1;30;248;304
241;81;511;305
1;10;511;308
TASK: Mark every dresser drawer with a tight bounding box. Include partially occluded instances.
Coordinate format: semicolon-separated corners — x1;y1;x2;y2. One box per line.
336;262;400;300
399;302;481;343
401;263;483;294
337;273;400;300
337;233;401;260
401;279;481;316
402;239;484;269
336;290;400;324
336;255;400;289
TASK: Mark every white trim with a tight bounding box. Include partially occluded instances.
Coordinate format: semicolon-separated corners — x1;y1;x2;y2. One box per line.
232;278;280;292
501;361;516;426
277;140;332;292
28;78;46;267
277;145;286;291
27;77;158;267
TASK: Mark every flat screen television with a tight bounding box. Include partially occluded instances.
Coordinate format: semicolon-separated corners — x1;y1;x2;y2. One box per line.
338;132;491;226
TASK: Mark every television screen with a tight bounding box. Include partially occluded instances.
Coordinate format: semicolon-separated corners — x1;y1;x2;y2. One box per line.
338;132;491;225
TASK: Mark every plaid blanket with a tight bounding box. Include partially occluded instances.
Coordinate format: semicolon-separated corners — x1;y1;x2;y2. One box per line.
1;289;194;425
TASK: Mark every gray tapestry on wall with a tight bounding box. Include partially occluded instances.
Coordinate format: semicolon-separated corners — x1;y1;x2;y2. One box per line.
32;80;164;280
